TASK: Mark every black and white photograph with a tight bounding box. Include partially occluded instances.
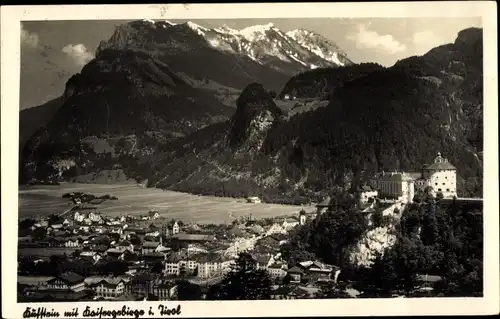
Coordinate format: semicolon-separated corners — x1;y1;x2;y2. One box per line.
1;2;498;318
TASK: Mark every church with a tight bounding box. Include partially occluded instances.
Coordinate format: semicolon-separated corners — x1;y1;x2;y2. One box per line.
377;152;457;203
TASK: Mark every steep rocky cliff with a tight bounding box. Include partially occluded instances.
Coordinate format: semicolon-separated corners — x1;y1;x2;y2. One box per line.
20;49;234;183
227;83;283;156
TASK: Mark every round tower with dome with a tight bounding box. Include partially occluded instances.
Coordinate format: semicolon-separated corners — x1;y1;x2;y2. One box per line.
422;152;457;198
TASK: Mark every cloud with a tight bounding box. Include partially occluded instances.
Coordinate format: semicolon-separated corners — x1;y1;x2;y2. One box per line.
347;24;406;54
62;44;95;67
21;25;40;48
412;30;445;55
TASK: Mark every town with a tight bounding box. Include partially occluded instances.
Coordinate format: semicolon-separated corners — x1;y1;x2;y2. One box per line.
17;152;482;301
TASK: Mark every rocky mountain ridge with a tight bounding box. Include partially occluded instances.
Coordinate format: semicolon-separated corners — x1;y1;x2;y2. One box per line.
97;20;352;77
137;27;483;201
21;27;483;202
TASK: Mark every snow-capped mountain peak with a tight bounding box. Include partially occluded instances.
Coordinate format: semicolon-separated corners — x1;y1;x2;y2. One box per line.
286;28;352;66
239;23;277;41
164;20;177;26
185;21;210;34
97;20;353;74
214;25;240;35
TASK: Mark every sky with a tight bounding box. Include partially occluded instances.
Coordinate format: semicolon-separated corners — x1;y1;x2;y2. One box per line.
20;17;481;110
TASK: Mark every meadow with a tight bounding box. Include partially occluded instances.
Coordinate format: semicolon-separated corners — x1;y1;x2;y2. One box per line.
19;183;311;224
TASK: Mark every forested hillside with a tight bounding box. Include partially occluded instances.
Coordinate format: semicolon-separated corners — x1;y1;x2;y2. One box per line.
21;27;483;202
119;27;483;201
280;191;483;297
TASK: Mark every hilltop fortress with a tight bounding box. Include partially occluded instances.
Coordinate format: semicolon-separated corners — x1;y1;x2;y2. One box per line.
375;152;457;203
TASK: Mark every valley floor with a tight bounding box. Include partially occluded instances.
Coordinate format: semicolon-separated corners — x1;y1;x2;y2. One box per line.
18;183;311;224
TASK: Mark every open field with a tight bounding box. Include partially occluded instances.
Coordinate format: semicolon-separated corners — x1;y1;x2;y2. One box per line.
19;183;312;224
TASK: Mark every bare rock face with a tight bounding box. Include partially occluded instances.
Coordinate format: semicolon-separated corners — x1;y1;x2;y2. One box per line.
227;83;282;157
348;203;404;267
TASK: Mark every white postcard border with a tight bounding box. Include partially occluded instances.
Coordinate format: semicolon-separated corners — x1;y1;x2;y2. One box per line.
1;2;499;318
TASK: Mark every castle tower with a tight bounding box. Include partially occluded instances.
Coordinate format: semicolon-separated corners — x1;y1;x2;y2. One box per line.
422;152;457;198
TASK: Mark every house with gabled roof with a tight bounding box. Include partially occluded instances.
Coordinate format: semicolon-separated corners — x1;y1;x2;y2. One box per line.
88;277;128;299
267;263;288;278
141;241;160;255
265;223;287;236
287;265;305;283
299;260;338;282
282;217;300;230
148;211;161;220
46;272;85;292
316;196;331;215
254;253;274;270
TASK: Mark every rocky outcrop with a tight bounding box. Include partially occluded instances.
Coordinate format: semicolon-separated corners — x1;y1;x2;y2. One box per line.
19;49;234;184
348;203;404;267
227;83;282;156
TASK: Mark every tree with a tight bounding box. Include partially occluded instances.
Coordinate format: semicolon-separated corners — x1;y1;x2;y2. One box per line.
151;261;164;274
48;214;61;225
19;218;36;231
435;191;444;201
103;260;128;276
129;236;142;246
208;253;273;300
314;282;351;299
176;280;202;300
18;258;36;275
71;249;81;258
32;227;47;240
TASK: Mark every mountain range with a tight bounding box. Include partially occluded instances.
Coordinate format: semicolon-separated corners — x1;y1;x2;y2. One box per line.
19;22;483;201
19;20;351;152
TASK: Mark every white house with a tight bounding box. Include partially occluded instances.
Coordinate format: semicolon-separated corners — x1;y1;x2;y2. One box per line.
267;263;287;278
195;254;221;279
421;152;457;198
265;223;287;236
282;218;299;230
195;254;235;279
89;212;102;223
148;211;160;220
164;260;181;276
88;278;127;299
65;238;80;248
377;172;415;203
